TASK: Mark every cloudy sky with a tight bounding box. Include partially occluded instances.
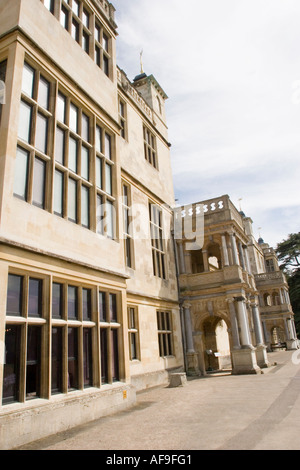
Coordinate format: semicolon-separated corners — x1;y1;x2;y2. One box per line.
112;0;300;248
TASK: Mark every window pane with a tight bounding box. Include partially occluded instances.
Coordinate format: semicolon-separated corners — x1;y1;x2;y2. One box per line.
82;9;89;28
60;6;68;29
81;185;89;228
55;127;65;164
35;113;48;154
44;0;54;13
68;328;78;390
71;19;79;43
125;236;132;268
14;146;29;200
54;169;64;216
109;293;117;322
95;23;101;42
6;274;23;316
83;329;93;387
52;283;63;319
72;0;79;16
96;194;104;235
95;125;102;153
104;133;111;159
69;103;78;133
111;329;119;381
38;76;50;110
22;63;35;97
129;308;135;329
99;291;106;321
95;46;101;67
100;328;108;384
51;327;63;393
0;60;7;124
105;163;112;195
82;288;91;320
32;157;46;208
103;56;109;77
68;136;78;173
82;31;89;54
18;100;32;143
28;278;42;317
103;34;109;52
3;325;21;403
68;285;78;319
81;113;89;141
26;326;41;399
81;146;89;180
106;200;114;238
57;93;66;123
68;178;77;222
96;156;102;189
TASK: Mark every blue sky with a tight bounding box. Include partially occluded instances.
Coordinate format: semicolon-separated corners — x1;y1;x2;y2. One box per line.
112;0;300;248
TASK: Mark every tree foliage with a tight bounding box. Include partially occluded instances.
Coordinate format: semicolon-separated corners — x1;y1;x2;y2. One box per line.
276;233;300;336
276;232;300;273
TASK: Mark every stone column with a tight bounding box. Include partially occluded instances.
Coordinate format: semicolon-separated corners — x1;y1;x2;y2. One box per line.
238;242;245;270
184;304;194;354
231;296;261;374
183;303;200;375
286;318;298;350
230;233;239;265
251;300;270;368
261;320;269;346
202;250;209;272
235;297;252;347
227;298;241;349
243;246;252;274
221;234;230;267
251;302;264;346
279;289;284;305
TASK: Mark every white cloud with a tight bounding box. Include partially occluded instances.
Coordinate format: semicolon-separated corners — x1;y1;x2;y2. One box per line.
113;0;300;247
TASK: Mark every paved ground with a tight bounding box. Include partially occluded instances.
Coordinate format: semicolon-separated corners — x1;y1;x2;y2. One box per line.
18;350;300;451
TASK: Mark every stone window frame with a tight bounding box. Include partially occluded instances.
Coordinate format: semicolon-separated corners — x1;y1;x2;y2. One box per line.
121;181;134;269
118;97;127;140
14;58;117;239
2;270;124;406
41;0;112;79
143;125;158;169
127;305;140;361
98;290;121;383
149;202;166;279
15;61;53;210
156;311;174;357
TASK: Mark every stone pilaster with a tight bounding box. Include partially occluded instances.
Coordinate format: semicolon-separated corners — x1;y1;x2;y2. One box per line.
183;303;200;376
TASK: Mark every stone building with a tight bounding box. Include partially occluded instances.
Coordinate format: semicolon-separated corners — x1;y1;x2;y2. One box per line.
0;0;183;449
0;0;297;451
175;195;298;377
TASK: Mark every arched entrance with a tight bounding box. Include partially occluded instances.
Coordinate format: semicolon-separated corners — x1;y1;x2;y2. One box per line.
202;316;232;372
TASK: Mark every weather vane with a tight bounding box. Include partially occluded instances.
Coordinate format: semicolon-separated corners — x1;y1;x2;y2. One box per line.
238;198;243;211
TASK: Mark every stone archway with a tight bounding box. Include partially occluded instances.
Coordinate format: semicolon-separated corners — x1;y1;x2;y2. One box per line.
202;316;232;372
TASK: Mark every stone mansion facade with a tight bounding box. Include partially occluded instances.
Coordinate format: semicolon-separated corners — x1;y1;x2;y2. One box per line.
0;0;297;449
